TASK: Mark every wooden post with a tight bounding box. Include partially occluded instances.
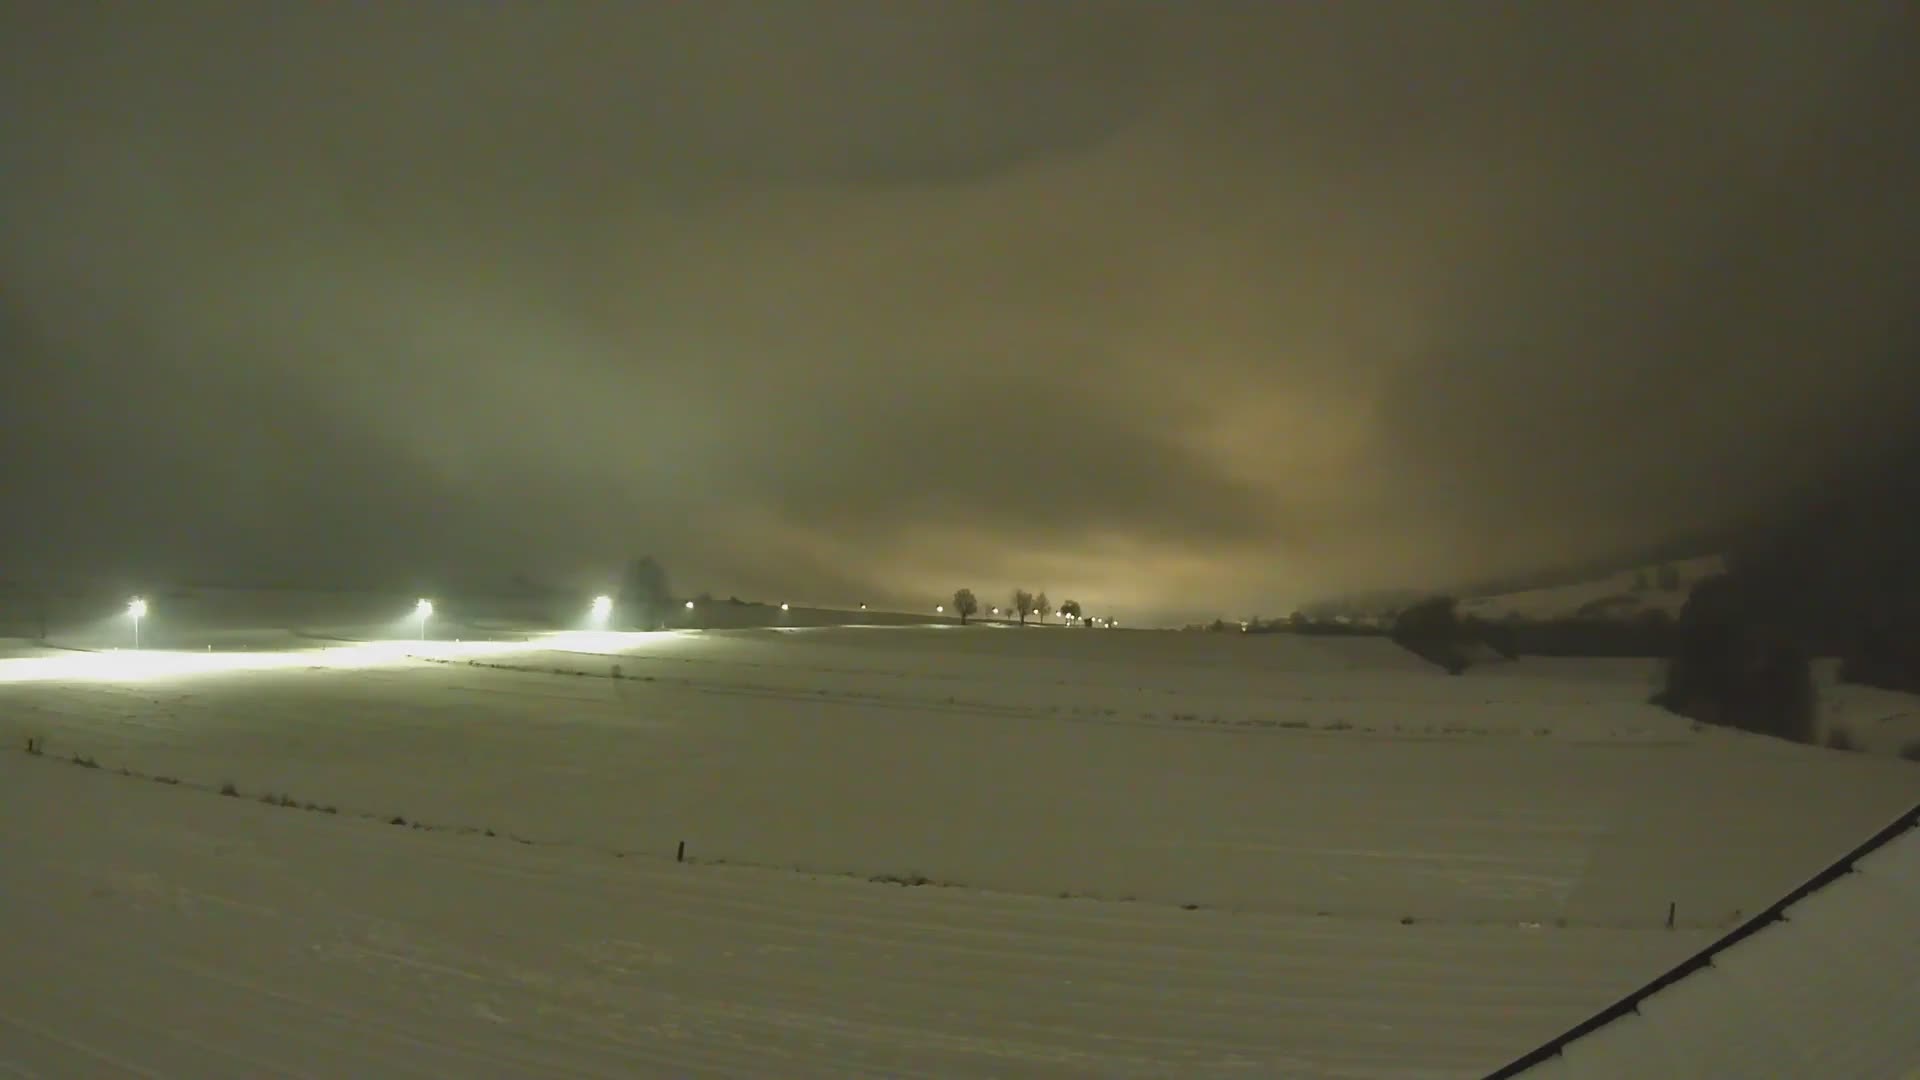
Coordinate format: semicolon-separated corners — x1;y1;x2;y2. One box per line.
1666;901;1676;929
676;840;686;863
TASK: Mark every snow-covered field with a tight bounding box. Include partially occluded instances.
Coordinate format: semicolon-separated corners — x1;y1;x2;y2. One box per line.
3;618;1916;1077
1460;555;1725;622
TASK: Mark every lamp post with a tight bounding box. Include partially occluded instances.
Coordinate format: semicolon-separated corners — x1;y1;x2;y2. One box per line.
415;598;433;640
128;597;148;649
590;595;613;625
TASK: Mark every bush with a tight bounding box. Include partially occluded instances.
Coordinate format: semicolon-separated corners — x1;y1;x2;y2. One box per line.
1824;727;1862;752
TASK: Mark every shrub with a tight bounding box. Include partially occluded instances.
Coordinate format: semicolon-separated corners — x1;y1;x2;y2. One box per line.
220;781;240;797
1824;727;1862;752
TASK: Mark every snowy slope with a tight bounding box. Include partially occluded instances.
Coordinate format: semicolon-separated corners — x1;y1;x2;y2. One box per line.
1461;556;1725;622
2;751;1706;1079
3;623;1916;1076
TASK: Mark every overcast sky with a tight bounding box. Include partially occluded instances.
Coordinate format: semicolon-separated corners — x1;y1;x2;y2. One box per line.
3;1;1917;622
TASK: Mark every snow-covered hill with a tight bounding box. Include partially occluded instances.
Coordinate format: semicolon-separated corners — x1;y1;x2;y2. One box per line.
1461;555;1725;622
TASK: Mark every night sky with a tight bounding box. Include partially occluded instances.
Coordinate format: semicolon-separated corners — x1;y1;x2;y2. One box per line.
3;2;1917;622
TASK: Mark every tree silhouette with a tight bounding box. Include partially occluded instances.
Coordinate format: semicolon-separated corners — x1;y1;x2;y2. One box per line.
952;588;978;624
1012;589;1035;625
1035;592;1050;623
1061;599;1083;624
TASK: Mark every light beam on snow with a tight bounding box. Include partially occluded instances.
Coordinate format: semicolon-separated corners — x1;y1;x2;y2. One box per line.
0;631;698;685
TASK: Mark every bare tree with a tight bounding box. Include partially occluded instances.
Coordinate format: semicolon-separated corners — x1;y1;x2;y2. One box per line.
1035;592;1050;623
1012;589;1035;625
952;588;978;624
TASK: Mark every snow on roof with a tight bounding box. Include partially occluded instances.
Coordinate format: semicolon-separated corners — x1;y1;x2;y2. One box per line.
1490;803;1920;1079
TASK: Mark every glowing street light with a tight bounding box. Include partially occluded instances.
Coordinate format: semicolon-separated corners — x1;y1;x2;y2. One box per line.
781;602;790;611
936;605;944;613
684;599;695;610
415;598;433;640
590;595;613;624
127;597;148;649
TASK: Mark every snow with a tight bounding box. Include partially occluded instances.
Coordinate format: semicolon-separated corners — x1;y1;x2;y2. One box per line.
1503;812;1920;1078
1815;663;1920;758
3;619;1916;1076
1461;555;1725;622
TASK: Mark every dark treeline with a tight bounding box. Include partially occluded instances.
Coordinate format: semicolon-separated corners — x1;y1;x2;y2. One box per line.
1656;438;1920;740
1370;436;1920;746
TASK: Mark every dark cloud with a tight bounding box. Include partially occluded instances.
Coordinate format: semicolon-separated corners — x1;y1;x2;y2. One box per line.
3;1;1917;621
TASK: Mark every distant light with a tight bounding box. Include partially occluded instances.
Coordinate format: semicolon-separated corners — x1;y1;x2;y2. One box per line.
781;602;790;611
127;598;148;619
685;600;695;610
590;595;613;618
860;603;868;610
936;605;944;613
415;598;433;617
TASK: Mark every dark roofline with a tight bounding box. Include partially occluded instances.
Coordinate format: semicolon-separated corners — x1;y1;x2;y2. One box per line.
1484;800;1920;1079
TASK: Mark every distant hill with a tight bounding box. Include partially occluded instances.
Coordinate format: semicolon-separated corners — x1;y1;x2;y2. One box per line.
1460;554;1726;622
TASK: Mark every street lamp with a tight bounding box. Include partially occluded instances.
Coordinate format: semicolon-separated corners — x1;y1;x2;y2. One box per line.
781;602;790;611
590;595;613;624
936;605;944;613
127;597;148;649
415;598;433;640
684;599;695;610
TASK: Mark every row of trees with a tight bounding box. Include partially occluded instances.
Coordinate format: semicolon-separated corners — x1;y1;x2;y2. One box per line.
617;558;1103;632
948;588;1090;626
